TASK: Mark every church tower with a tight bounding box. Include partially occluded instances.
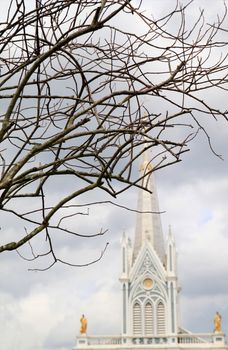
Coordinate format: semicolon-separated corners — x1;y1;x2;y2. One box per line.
119;152;179;339
75;150;228;350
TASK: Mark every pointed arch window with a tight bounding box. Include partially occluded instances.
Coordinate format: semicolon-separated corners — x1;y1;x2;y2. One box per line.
133;302;142;335
157;301;166;335
144;302;154;335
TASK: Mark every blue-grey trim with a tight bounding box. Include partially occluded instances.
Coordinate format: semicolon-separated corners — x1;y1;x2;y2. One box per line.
122;248;126;273
123;283;127;334
169;245;172;271
170;282;175;333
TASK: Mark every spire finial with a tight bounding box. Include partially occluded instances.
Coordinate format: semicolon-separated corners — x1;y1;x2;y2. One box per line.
139;147;153;173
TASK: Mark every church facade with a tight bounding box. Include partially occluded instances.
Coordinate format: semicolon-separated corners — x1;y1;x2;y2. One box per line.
74;155;227;350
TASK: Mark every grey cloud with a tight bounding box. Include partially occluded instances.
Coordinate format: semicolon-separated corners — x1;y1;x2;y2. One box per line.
1;0;228;348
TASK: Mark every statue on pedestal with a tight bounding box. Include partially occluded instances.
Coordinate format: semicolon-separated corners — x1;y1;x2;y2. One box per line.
214;311;222;333
80;314;87;335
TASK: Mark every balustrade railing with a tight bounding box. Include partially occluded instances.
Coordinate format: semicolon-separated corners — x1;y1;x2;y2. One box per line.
76;332;225;347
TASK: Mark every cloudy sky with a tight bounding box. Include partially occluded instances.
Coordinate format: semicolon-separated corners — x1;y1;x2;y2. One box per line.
0;1;228;350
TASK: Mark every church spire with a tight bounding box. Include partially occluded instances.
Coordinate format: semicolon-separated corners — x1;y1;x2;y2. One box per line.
132;149;165;265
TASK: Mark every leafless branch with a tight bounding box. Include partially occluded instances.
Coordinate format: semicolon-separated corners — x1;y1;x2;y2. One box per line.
0;0;227;268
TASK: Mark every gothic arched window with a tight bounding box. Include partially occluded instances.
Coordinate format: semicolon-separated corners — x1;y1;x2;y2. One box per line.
133;302;142;335
144;302;154;335
157;301;166;335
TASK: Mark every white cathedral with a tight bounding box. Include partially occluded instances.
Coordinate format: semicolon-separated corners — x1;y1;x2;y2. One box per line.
74;155;227;350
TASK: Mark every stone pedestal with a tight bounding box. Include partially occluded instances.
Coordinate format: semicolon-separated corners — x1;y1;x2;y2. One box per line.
75;335;88;348
213;333;226;345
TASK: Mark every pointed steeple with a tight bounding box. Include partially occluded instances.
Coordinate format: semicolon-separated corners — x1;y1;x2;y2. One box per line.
132;150;165;265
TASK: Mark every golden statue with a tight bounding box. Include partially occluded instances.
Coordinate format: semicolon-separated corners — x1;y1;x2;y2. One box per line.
80;314;87;334
214;311;222;333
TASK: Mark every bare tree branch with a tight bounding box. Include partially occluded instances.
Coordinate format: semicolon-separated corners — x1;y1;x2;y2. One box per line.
0;0;227;268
